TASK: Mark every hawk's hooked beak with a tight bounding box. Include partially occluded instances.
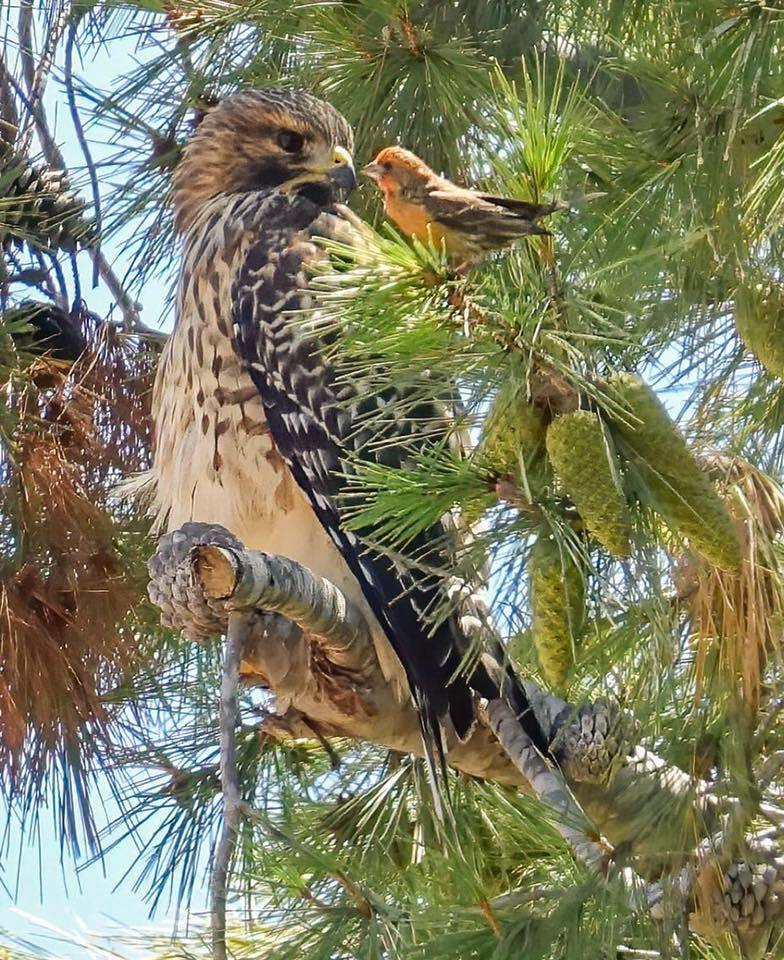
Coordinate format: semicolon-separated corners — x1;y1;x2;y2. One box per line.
361;162;383;181
325;145;356;199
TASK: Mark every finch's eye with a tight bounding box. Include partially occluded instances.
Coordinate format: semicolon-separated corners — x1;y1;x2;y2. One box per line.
277;129;304;153
382;162;392;171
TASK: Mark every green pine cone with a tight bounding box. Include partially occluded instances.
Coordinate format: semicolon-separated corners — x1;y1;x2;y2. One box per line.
529;534;585;689
734;281;784;378
608;373;740;570
545;411;632;557
480;386;546;477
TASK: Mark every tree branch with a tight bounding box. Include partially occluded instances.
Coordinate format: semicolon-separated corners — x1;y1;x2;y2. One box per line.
211;611;249;960
2;41;144;330
64;19;102;288
486;698;610;870
148;523;716;865
149;524;784;948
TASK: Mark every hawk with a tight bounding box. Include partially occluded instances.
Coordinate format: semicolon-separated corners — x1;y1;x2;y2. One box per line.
144;87;549;773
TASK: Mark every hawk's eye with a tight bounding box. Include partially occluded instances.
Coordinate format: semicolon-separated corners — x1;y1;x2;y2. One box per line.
277;129;304;153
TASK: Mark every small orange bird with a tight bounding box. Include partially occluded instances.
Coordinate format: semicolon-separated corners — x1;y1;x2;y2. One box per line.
362;146;558;268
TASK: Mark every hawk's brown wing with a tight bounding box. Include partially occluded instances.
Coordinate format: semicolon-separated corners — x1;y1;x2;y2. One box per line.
231;190;476;764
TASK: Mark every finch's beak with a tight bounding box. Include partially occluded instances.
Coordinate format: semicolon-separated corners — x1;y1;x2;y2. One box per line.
325;145;356;200
362;162;383;181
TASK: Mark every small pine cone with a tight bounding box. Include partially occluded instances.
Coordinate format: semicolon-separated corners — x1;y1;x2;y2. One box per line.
550;699;639;784
715;852;784;933
0;148;95;253
148;522;243;640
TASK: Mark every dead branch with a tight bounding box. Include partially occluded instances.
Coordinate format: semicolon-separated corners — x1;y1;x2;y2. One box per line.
211;611;250;960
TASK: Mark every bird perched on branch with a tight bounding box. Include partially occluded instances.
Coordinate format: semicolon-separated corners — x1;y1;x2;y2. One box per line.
363;146;558;269
140;88;550;791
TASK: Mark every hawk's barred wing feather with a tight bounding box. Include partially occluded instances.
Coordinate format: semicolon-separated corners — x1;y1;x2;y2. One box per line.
231;191;477;765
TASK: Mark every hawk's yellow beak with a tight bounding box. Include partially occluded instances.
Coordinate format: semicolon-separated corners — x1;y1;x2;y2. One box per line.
325;145;356;192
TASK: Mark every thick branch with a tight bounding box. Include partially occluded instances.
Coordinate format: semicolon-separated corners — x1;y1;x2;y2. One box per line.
193;543;373;671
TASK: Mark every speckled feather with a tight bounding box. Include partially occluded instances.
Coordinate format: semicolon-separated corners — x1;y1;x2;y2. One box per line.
231;189;477;746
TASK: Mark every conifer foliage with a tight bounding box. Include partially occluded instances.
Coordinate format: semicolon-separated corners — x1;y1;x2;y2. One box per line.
2;1;784;959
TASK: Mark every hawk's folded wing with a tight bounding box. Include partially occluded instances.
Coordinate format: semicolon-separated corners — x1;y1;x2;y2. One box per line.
231;191;478;762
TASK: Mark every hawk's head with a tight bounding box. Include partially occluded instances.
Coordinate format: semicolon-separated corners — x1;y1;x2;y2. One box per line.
173;88;355;233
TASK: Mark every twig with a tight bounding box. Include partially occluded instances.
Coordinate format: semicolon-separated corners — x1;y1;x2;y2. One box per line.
30;248;61;305
0;54;19;143
90;249;143;330
47;250;69;309
334;871;372;918
489;886;566;910
494;477;543;519
486;698;611;872
17;0;68;152
17;1;36;97
238;799;376;917
478;897;503;938
64;19;102;288
211;611;250;960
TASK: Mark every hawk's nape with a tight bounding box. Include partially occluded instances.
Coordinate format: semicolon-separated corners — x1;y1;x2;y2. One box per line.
145;87;550;783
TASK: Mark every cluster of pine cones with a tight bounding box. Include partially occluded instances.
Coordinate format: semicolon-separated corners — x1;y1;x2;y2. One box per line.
496;370;741;689
718;852;784;932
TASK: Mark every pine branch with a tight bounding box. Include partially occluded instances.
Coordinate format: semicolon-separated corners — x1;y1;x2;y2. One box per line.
152;525;784;951
1;38;144;330
485;698;610;871
64;19;102;288
147;524;724;878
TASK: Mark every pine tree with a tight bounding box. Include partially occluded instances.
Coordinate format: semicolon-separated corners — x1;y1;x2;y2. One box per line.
2;2;784;959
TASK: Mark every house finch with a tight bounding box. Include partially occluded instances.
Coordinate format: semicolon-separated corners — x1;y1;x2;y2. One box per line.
362;146;558;268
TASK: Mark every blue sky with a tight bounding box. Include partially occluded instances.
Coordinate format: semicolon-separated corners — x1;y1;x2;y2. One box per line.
2;20;191;956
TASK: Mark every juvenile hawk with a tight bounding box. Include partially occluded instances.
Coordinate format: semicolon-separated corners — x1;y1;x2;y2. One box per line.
145;88;548;768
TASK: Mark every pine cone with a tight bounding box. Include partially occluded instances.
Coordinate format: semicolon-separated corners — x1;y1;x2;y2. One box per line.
551;699;639;783
717;853;784;931
0;149;95;253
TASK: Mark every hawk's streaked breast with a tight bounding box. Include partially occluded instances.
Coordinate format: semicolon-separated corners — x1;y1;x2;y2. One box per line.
149;193;405;694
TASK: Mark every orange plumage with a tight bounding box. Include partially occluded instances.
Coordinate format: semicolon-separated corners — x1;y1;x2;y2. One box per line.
362;146;558;268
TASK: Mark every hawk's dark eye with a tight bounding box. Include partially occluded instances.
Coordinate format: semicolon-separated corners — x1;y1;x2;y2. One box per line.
277;129;304;153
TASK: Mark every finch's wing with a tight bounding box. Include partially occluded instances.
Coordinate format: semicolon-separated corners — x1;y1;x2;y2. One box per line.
427;189;551;240
472;194;560;220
